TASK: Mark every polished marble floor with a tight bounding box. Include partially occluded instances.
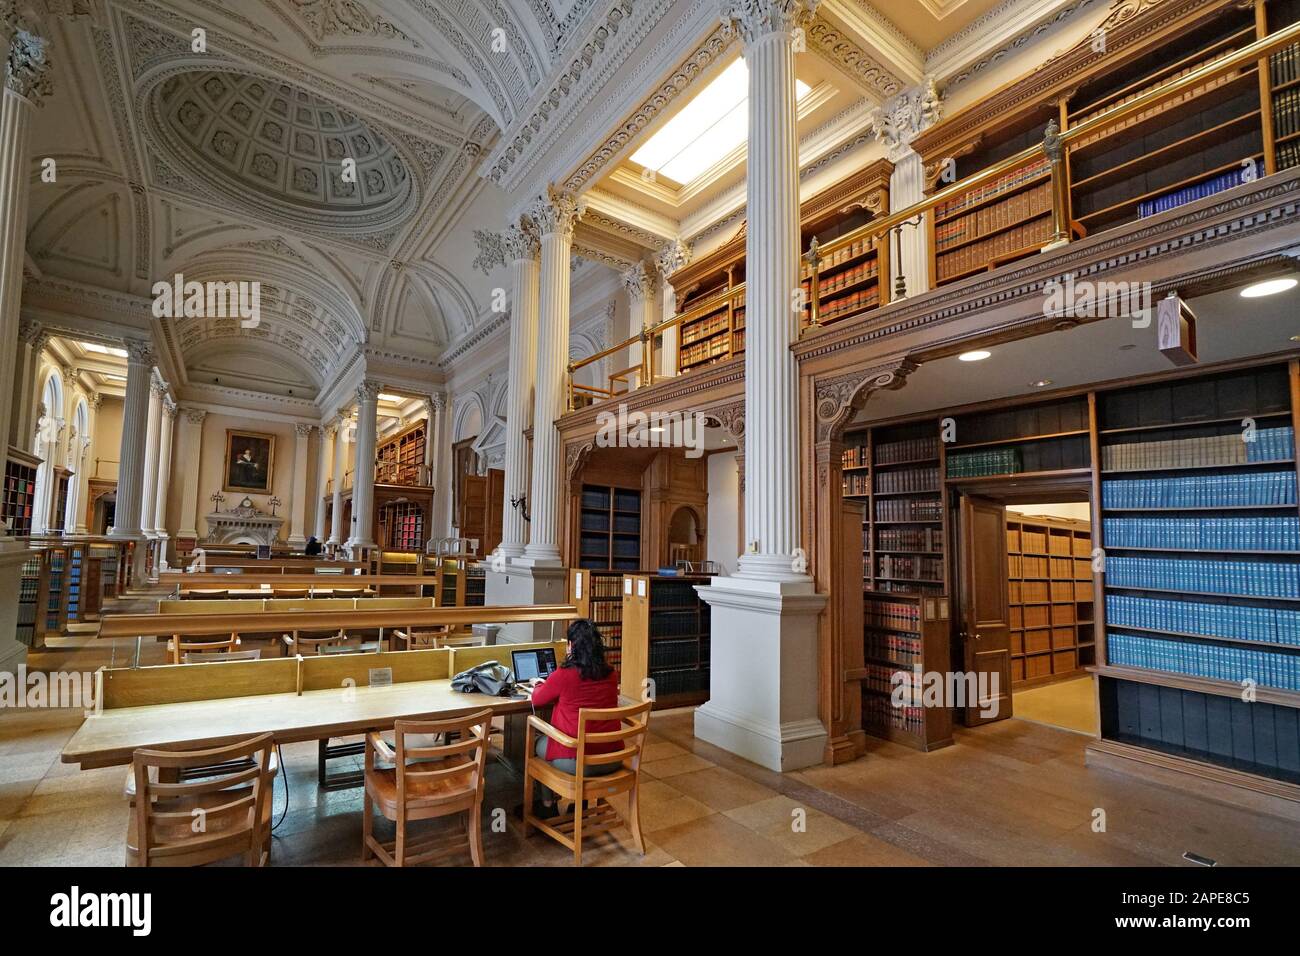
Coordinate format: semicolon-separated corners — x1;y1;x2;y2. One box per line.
3;625;1299;867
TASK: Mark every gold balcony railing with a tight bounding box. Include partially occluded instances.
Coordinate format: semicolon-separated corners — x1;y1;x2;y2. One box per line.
325;461;433;495
564;19;1300;410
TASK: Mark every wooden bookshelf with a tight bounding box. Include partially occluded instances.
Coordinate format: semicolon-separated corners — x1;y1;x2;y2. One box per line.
861;591;953;751
571;568;626;670
3;452;38;537
619;573;711;709
375;420;427;486
577;484;642;571
378;500;424;550
1268;0;1300;171
946;395;1092;480
1006;513;1095;688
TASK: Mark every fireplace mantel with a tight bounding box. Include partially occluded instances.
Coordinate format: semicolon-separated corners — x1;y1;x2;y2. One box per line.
204;506;284;547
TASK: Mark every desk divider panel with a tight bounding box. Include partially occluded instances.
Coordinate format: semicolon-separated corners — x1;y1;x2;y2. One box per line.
157;599;267;615
99;657;300;709
299;648;451;691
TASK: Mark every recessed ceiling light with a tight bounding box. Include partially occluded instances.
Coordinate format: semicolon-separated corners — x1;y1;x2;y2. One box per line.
1241;277;1297;298
1029;379;1053;388
1291;335;1300;343
958;350;991;362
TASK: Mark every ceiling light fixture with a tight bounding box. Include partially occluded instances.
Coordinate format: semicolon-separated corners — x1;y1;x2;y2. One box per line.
1241;277;1298;298
958;350;991;362
1029;379;1053;388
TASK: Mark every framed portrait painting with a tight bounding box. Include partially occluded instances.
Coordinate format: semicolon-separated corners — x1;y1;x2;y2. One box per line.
223;429;275;494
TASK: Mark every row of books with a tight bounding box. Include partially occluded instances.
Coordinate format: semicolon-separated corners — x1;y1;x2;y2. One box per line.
1269;43;1300;87
946;447;1021;478
876;527;944;552
1278;138;1300;172
874;436;938;465
680;310;729;346
862;662;911;695
876;555;943;582
842;445;868;469
587;572;625;600
875;579;944;594
874;467;939;495
863;598;920;633
806;235;874;275
865;631;922;667
875;498;943;522
1102;516;1300;552
648;609;707;638
816;261;877;297
1138;167;1249;219
843;473;870;496
679;333;733;368
935;181;1051;251
1105;555;1300;598
1107;631;1300;691
649;637;703;670
1104;593;1300;646
1272;86;1300;141
1101;471;1297;508
818;289;880;324
936;215;1051;282
1100;427;1294;471
648;665;709;697
649;579;705;608
934;157;1050;221
862;695;927;733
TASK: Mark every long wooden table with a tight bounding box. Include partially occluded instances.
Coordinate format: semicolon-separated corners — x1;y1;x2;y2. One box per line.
61;678;536;770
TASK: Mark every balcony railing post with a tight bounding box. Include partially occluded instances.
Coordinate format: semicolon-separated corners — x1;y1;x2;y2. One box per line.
803;237;822;336
565;362;576;412
1043;119;1070;250
642;328;655;388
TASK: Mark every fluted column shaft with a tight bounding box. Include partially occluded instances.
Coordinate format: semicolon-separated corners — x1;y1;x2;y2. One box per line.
110;342;154;540
349;382;381;550
736;11;806;581
177;407;205;539
892;149;929;297
314;422;334;541
72;394;99;533
152;400;175;566
329;417;347;545
523;190;579;565
288;423;312;547
501;227;539;558
423;394;445;550
138;380;164;537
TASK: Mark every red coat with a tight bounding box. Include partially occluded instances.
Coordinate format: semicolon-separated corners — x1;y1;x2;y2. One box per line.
530;665;621;761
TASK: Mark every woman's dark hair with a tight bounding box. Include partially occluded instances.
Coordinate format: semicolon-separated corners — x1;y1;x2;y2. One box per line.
562;619;613;681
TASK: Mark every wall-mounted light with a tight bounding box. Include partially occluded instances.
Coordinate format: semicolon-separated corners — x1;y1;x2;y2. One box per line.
958;350;991;362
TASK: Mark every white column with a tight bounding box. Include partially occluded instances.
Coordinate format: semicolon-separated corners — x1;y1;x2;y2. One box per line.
110;340;155;586
347;381;381;551
314;420;334;541
72;392;100;534
138;378;164;537
654;240;691;378
520;187;580;567
499;224;539;559
328;414;348;546
425;393;447;547
288;422;312;548
891;149;929;299
10;322;45;452
151;399;176;568
695;1;827;773
622;261;657;385
176;407;205;539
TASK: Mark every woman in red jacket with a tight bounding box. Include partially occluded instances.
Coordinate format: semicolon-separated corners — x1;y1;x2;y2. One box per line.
529;619;622;817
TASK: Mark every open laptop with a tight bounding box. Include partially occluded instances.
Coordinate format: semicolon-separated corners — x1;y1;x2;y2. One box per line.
511;647;558;683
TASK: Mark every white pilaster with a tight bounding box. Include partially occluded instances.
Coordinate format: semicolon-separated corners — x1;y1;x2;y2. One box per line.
328;414;348;546
176;407;205;539
695;0;827;773
520;187;581;567
288;422;312;548
499;223;540;559
109;340;154;587
423;392;445;549
138;378;164;538
347;381;381;552
655;240;691;379
151;399;175;569
72;392;100;534
313;420;334;541
10;322;45;452
622;261;657;383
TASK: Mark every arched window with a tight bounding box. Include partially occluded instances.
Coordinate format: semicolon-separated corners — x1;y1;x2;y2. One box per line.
31;371;65;535
63;399;90;532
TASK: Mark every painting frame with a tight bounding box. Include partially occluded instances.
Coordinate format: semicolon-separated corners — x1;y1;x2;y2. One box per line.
223;429;275;494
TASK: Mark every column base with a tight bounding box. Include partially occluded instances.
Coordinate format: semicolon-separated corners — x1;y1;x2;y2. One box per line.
485;558;568;644
694;574;828;772
154;534;170;575
287;535;306;549
0;543;30;674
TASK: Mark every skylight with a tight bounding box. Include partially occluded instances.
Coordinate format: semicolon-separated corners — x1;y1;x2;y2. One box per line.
379;393;405;404
81;341;128;358
629;59;812;186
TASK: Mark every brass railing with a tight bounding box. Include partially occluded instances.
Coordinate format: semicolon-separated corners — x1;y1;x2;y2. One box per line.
326;461;433;494
564;19;1300;408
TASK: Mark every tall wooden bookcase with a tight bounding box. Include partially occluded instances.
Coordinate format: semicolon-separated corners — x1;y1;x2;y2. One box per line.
1006;514;1096;687
619;574;711;709
861;591;953;750
571;568;626;670
577;484;642;571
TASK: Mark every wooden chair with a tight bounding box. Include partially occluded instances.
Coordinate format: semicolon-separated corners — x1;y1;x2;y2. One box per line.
168;632;240;665
362;710;492;867
184;648;262;664
281;628;348;656
126;733;278;867
184;589;229;600
523;700;651;865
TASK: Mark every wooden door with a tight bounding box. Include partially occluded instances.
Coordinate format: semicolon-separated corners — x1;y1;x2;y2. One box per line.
958;494;1012;725
484;468;504;557
459;473;487;550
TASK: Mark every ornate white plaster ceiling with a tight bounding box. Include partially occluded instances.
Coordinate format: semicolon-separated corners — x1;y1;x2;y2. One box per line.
149;69;414;230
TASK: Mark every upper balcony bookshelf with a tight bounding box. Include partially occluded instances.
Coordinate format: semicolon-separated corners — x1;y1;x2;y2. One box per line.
375;420;428;487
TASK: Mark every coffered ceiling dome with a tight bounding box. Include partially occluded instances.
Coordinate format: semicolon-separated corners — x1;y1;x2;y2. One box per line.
150;70;414;231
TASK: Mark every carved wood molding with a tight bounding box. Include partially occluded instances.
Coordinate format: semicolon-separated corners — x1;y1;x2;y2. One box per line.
813;358;918;443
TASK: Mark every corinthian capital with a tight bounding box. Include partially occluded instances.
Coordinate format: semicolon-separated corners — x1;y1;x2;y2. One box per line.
621;261;656;302
183;407;207;426
721;0;819;45
6;27;52;103
125;338;156;367
356;380;383;404
527;186;583;240
655;238;692;277
502;221;540;262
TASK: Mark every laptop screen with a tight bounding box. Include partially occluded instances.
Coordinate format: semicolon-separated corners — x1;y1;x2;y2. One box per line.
511;648;557;681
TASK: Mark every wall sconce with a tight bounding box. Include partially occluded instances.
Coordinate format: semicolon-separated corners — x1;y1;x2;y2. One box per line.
511;494;530;522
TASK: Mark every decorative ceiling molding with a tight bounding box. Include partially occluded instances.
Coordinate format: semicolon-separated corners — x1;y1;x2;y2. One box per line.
286;0;420;48
805;14;906;101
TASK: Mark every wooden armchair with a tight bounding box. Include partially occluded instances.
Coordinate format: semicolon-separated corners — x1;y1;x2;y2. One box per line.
168;632;240;665
392;627;483;650
126;733;278;867
362;710;492;867
281;628;348;656
523;700;651;865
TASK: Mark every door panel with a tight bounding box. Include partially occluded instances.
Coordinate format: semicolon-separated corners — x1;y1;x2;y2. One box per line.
959;495;1012;725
